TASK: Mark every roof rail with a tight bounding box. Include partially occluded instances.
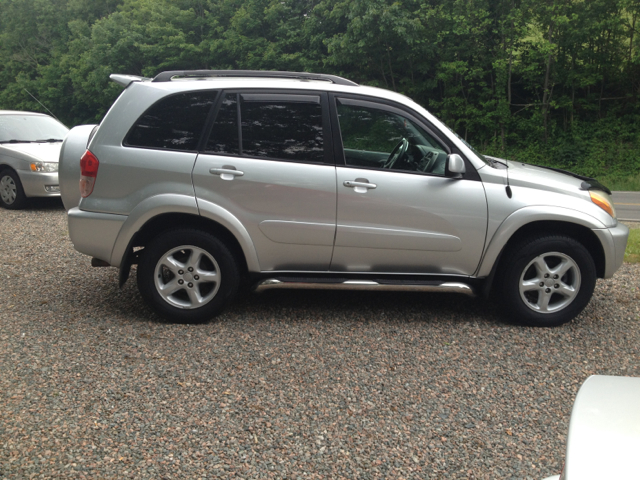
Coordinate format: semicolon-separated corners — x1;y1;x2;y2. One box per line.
151;70;358;87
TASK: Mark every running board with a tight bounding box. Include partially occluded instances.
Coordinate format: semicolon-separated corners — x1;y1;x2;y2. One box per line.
253;278;476;296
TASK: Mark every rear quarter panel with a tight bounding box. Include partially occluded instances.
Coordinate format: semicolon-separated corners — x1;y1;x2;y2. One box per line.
81;82;201;216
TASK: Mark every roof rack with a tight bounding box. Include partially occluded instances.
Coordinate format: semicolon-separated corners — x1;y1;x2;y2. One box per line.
151;70;358;87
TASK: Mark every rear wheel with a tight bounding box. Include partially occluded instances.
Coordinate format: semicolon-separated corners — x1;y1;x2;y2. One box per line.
499;235;597;327
137;229;240;323
0;169;27;209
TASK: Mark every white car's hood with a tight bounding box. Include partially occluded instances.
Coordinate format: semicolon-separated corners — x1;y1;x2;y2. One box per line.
1;142;63;163
563;375;640;480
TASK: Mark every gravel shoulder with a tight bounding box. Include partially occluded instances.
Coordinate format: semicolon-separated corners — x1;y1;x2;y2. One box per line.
2;201;639;479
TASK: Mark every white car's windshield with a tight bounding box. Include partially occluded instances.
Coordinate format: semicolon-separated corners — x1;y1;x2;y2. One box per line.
0;115;68;143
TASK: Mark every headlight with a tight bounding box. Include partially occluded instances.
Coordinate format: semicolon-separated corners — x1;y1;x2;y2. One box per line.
30;161;59;173
589;190;616;218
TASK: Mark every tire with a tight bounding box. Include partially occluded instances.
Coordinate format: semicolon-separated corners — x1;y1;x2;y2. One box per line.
499;235;597;327
137;229;240;323
0;169;27;209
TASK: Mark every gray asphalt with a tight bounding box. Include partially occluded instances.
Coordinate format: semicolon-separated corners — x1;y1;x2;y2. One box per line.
612;191;640;222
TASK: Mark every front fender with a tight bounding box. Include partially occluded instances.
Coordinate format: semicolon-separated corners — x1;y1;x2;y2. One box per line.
476;206;607;278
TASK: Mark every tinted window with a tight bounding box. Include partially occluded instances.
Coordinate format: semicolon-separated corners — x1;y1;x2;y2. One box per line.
241;95;323;162
126;91;218;151
337;100;448;175
205;94;239;155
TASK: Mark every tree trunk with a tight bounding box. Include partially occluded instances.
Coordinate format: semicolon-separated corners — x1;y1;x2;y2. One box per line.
542;23;555;143
380;58;389;89
386;48;396;91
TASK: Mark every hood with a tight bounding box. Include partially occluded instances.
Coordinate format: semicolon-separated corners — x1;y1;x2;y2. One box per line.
0;142;63;163
485;156;609;198
509;161;583;194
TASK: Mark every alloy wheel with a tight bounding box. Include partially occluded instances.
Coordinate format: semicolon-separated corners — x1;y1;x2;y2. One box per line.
518;251;581;313
153;245;221;309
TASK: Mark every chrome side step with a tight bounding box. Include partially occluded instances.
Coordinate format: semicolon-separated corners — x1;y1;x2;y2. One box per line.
253;279;476;296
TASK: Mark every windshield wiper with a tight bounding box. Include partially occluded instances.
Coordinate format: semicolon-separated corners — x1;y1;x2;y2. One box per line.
35;138;64;143
485;155;508;168
0;139;35;144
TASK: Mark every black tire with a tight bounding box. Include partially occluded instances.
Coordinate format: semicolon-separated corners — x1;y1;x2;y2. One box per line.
137;229;240;323
0;169;28;209
499;235;597;327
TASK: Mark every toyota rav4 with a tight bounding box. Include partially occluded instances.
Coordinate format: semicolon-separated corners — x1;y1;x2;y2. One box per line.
59;70;629;326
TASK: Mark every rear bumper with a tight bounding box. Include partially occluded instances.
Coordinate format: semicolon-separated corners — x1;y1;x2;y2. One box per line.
18;170;60;197
68;207;127;264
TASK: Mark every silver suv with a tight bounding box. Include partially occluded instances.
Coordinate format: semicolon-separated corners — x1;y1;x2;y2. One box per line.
59;70;629;327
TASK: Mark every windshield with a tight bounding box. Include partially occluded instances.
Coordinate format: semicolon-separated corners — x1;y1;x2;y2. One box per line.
434;118;490;166
0;114;69;143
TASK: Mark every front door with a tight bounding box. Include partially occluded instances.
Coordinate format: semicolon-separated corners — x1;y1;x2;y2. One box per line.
330;97;488;275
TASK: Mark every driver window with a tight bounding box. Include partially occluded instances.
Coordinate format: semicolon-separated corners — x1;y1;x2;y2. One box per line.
336;99;448;175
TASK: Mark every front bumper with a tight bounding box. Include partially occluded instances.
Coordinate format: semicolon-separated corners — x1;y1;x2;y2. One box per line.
593;221;630;278
18;170;60;197
68;207;127;264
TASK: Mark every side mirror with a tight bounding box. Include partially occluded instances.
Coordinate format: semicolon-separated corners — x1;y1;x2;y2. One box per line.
445;154;466;179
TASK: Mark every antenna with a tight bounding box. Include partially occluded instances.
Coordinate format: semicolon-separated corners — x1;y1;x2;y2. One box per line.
23;88;60;121
505;157;512;198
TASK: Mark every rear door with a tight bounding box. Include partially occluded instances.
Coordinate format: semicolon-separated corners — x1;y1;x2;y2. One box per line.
330;96;488;275
193;91;337;271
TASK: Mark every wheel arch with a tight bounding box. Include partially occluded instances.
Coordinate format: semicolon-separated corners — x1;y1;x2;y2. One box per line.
0;164;22;181
480;219;606;297
0;164;27;208
0;163;18;173
116;210;259;288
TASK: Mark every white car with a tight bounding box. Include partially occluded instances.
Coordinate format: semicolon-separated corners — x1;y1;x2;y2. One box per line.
543;375;640;480
0;110;69;209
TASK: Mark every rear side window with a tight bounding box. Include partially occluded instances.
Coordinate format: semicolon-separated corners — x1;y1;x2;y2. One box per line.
206;94;239;155
125;91;218;151
205;92;324;163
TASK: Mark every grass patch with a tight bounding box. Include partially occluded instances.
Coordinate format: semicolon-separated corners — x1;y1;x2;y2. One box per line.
596;173;640;192
624;223;640;264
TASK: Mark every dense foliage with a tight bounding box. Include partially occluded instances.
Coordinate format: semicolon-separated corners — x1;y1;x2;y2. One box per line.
1;0;639;184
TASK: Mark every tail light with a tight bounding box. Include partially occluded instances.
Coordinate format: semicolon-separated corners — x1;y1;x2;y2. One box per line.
79;150;99;198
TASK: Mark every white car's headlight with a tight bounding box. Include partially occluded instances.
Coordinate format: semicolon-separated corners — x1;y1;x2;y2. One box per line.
30;161;59;173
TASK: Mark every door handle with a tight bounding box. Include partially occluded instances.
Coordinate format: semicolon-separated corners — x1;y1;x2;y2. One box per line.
209;166;244;181
344;179;377;193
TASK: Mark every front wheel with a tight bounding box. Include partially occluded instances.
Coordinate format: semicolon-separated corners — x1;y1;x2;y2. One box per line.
499;235;597;327
0;169;27;209
137;229;240;323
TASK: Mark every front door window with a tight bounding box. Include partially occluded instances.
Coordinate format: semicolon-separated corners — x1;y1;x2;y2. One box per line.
337;100;448;176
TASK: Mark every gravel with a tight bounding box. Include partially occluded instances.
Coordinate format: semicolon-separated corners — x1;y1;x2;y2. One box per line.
2;200;639;479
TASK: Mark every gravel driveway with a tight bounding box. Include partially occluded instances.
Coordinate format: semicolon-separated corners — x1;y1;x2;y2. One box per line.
2;201;639;479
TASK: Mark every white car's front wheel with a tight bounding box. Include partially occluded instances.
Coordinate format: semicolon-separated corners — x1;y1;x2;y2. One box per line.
0;169;27;209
